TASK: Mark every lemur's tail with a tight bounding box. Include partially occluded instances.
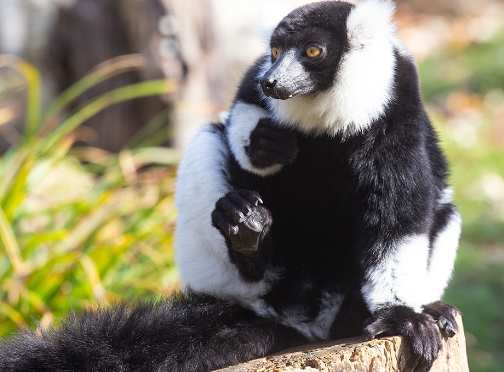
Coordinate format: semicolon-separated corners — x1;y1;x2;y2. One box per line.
0;292;307;372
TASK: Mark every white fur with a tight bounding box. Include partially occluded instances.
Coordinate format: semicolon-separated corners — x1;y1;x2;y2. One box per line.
362;234;431;313
256;1;293;45
347;0;396;49
280;292;344;341
249;292;344;341
425;208;461;303
438;186;454;205
268;0;397;137
227;101;284;176
175;124;273;304
391;34;413;58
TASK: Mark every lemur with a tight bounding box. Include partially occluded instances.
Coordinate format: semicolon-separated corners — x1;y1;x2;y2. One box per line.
0;1;461;372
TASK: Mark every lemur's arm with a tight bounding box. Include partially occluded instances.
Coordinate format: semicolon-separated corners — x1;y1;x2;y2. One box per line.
226;56;298;177
211;56;298;280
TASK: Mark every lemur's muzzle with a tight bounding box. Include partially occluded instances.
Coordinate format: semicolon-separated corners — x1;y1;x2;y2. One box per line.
259;50;309;100
260;77;278;98
260;73;291;100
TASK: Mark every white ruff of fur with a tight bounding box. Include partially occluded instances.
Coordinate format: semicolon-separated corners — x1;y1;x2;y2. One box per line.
269;0;397;137
256;1;293;45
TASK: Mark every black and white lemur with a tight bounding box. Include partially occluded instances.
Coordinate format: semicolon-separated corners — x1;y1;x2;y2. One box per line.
0;1;461;371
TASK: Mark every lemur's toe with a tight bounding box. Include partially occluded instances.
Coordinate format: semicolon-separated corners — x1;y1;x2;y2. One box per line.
422;301;459;338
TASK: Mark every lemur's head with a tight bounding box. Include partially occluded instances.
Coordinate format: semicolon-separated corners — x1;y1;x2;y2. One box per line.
260;0;406;136
260;1;353;100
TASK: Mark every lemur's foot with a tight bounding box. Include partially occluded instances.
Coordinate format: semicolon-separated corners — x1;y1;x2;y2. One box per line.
422;301;459;338
212;190;272;256
363;306;442;372
245;118;298;168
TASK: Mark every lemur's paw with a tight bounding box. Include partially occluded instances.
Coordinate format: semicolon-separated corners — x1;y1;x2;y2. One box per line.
245;118;298;168
422;301;459;338
363;306;442;372
212;190;271;256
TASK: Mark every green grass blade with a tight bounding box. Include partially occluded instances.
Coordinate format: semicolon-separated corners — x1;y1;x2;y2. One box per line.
0;149;29;201
0;300;26;328
79;254;106;303
131;147;181;167
0;55;41;140
40;54;146;129
1;154;33;221
0;207;25;277
124;106;173;148
39;79;176;155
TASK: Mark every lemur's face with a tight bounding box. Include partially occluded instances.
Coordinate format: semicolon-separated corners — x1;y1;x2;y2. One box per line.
260;2;353;100
260;0;397;135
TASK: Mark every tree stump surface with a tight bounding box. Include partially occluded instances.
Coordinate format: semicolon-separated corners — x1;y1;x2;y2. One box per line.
214;315;469;372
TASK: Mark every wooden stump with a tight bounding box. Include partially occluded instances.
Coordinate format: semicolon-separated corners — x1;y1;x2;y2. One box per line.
214;315;469;372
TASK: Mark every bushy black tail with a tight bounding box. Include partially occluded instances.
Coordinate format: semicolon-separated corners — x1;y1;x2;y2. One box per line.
0;292;307;372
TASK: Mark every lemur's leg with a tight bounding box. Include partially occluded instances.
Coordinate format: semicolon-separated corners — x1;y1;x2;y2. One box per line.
354;153;460;372
421;200;461;338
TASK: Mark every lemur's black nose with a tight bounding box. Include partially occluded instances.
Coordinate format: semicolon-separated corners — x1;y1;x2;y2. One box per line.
260;78;277;96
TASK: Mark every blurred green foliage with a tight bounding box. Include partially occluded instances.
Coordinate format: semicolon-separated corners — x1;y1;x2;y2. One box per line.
0;55;180;336
420;30;504;101
420;28;504;372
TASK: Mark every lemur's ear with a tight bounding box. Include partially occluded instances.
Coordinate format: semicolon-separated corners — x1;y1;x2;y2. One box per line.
256;1;293;45
347;0;396;49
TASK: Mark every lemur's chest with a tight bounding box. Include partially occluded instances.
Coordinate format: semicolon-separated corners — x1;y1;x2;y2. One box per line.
229;134;359;260
249;134;351;197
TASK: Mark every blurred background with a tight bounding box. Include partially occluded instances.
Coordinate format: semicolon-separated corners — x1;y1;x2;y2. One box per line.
0;0;503;371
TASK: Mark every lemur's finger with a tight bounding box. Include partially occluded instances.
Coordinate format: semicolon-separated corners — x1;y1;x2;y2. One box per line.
216;196;245;224
211;209;239;236
238;190;263;206
227;191;254;216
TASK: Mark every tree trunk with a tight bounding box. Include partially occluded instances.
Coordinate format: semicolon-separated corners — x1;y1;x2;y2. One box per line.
45;0;181;152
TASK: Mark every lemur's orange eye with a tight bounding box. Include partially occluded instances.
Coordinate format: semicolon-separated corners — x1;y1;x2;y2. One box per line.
306;46;321;58
271;47;280;59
